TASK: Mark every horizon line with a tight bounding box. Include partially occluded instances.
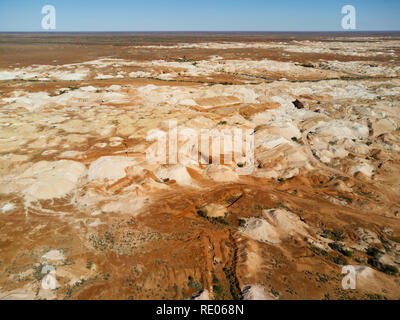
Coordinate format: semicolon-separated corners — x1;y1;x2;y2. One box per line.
1;30;400;33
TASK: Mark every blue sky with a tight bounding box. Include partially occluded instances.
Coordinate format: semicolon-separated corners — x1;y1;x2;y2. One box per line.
0;0;399;32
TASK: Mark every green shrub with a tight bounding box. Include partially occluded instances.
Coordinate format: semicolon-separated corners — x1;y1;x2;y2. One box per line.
212;272;219;285
368;257;380;268
188;276;202;290
381;264;398;275
197;209;207;218
238;219;246;227
213;285;223;299
366;247;381;258
328;243;353;257
322;229;345;241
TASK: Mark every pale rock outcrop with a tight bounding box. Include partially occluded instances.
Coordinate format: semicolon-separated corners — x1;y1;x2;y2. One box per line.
242;285;278;300
88;156;136;182
2;160;87;201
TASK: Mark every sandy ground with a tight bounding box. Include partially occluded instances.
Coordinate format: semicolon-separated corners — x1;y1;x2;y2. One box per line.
0;32;400;300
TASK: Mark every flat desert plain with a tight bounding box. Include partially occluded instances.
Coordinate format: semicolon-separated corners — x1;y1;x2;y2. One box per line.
0;32;400;300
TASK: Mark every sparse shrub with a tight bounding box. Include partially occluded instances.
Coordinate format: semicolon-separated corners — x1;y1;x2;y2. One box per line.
188;276;202;291
322;229;345;241
328;243;343;251
213;285;223;299
381;264;398;275
238;219;246;227
32;263;47;281
366;247;381;258
379;236;391;252
223;267;241;300
209;216;229;225
212;272;219;284
197;209;229;225
197;209;207;218
368;257;399;275
332;256;346;265
368;257;380;268
342;250;353;258
328;242;352;257
339;195;353;203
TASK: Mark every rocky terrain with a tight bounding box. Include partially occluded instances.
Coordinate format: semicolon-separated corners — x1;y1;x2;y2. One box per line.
0;33;400;300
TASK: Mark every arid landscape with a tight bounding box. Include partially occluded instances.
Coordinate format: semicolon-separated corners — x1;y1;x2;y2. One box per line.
0;32;400;300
